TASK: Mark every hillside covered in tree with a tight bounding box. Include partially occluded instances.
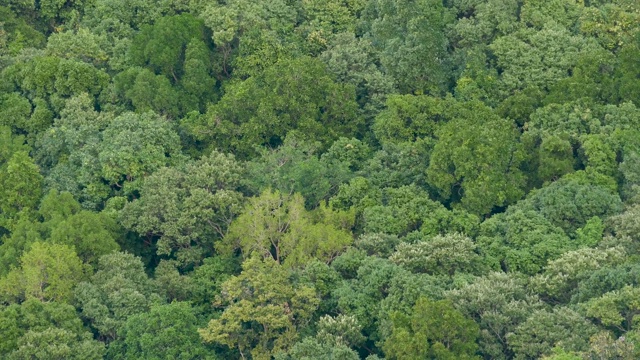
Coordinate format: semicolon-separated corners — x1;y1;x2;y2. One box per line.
1;0;640;358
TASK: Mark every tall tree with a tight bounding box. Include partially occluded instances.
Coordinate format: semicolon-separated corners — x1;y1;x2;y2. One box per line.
219;190;354;268
199;257;319;360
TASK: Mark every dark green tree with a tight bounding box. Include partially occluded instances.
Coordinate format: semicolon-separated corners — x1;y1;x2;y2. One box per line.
110;302;217;359
363;0;454;94
194;56;361;158
382;297;481;360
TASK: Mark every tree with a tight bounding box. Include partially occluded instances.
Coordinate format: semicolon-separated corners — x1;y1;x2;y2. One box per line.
197;56;362;158
363;0;454;94
198;0;301;77
450;0;520;49
0;299;104;359
98;111;183;191
45;28;108;66
0;189;120;274
519;176;623;235
447;272;544;359
382;297;481;360
518;0;583;30
536;134;576;183
40;97;184;208
427;101;526;215
321;137;372;173
586;331;637;360
34;93;107;185
478;209;574;274
0;92;50;136
573;263;640;305
616;34;640;106
10;0;88;30
111;302;217;360
332;255;444;347
48;210;120;265
0;214;42;276
608;204;640;245
372;94;446;145
199;257;319;360
74;252;161;342
478;205;573;274
119;14;217;116
490;23;601;99
531;246;627;303
507;307;597;360
120;150;243;268
219;190;354;268
129;14;208;83
275;314;365;360
113;67;180;118
359;185;479;237
82;0;175;43
2;55;109;116
0;189;81;274
275;337;359;360
584;285;640;334
0;242;85;304
0;6;45;55
298;0;361;52
180;38;218;113
390;233;485;276
319;33;395;121
540;347;583;360
355;233;400;258
359;141;433;190
545;48;618;104
579;1;640;52
9;327;104;360
0;151;43;230
244;134;352;208
188;255;240;309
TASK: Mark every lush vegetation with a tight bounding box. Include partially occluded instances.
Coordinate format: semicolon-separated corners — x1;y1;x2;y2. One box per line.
1;0;640;359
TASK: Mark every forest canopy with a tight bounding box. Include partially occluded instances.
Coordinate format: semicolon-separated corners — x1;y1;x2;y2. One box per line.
1;0;640;359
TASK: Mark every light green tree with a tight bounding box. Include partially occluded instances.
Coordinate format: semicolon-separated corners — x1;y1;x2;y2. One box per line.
0;299;104;359
0;150;42;230
199;257;320;360
447;272;544;359
219;190;354;268
531;246;626;303
0;242;85;303
585;285;640;333
507;307;597;360
390;233;485;275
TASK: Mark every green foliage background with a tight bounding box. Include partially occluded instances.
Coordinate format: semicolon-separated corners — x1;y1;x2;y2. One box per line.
1;0;640;358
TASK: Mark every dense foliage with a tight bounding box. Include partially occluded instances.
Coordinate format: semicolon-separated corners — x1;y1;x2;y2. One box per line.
1;0;640;358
